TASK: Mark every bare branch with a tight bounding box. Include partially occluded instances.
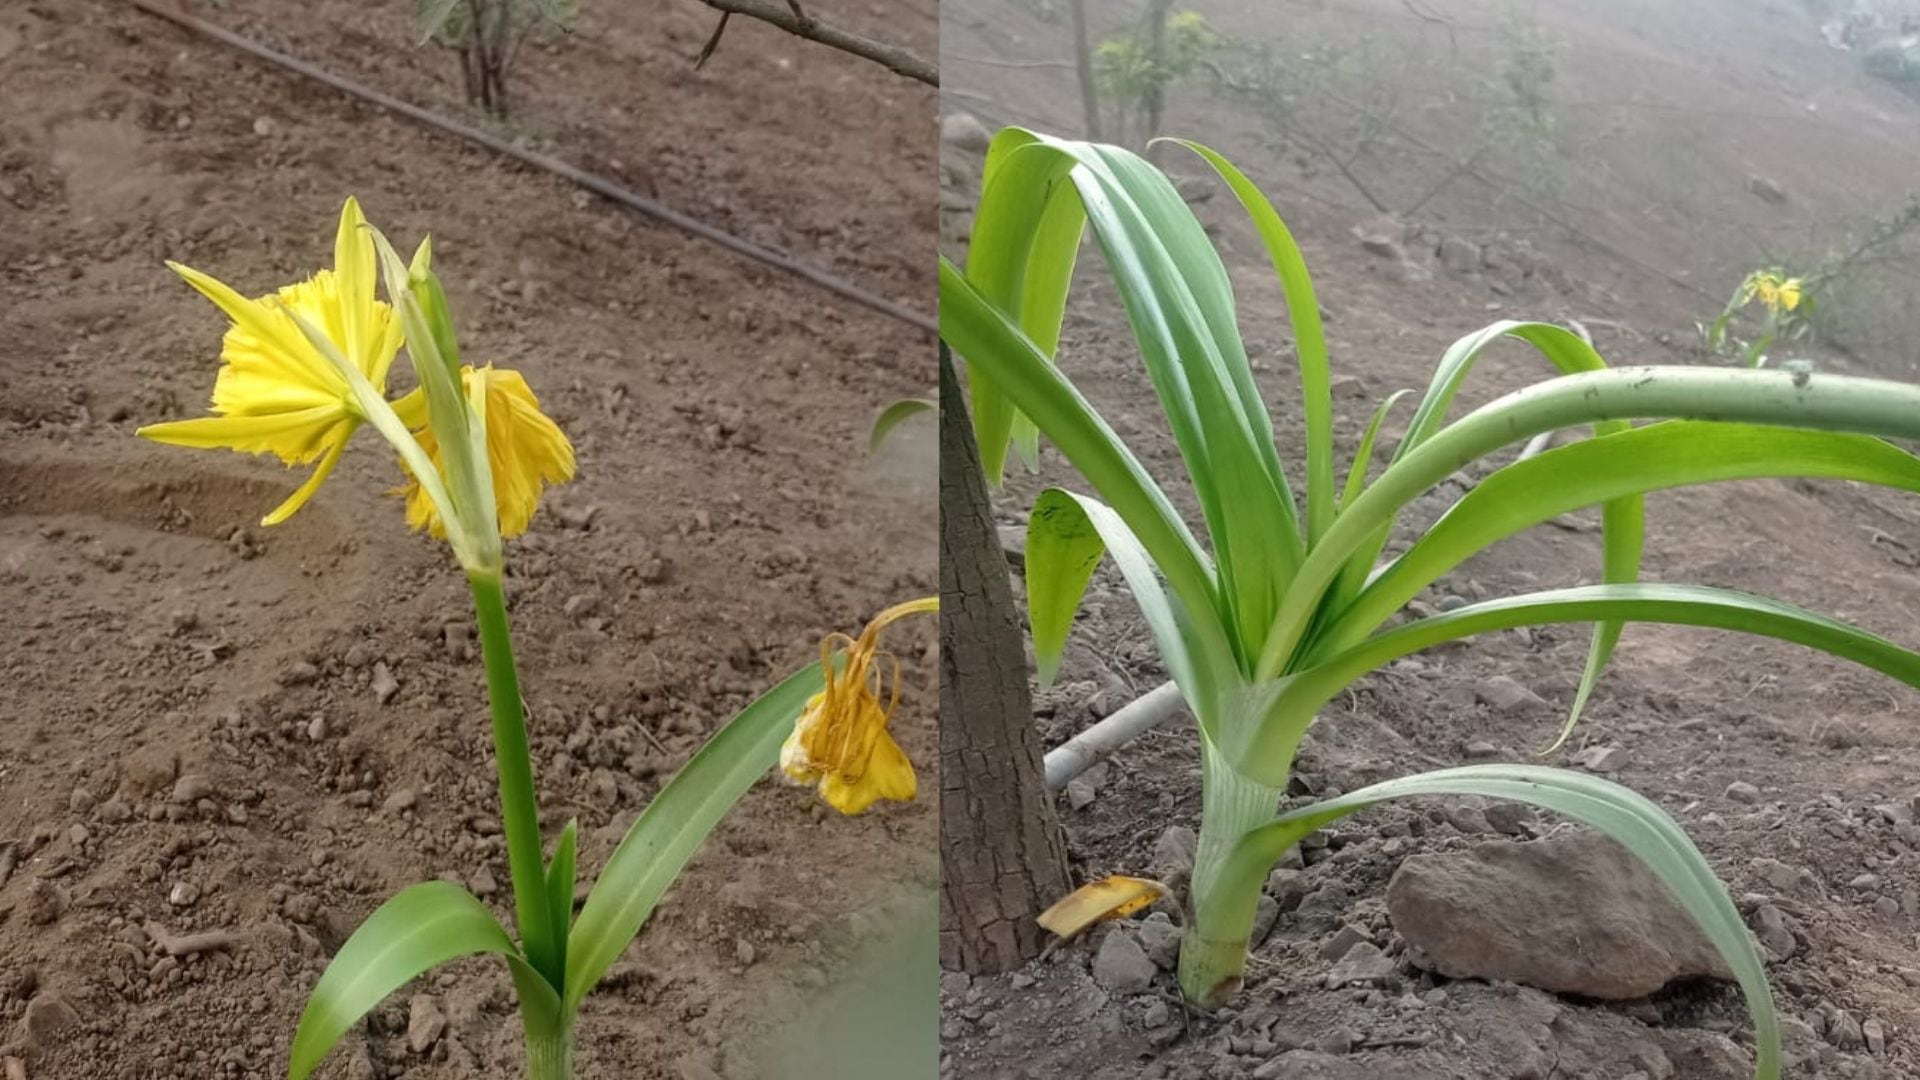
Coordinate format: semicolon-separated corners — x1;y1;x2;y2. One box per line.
691;0;936;85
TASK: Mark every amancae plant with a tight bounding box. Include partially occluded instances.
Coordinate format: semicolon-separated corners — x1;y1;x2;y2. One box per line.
140;200;933;1079
940;129;1920;1079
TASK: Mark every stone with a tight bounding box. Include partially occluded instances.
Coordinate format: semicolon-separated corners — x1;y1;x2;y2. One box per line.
167;882;199;907
1295;881;1350;935
1476;675;1546;715
1325;942;1397;988
1747;174;1788;204
1484;801;1535;836
171;773;214;804
1724;781;1761;804
940;112;993;153
1572;744;1630;773
1750;903;1797;960
469;866;498;898
1137;912;1182;970
1386;831;1733;999
22;993;79;1050
1250;893;1280;947
1351;215;1406;259
407;993;447;1053
1268;868;1310;912
371;662;400;706
1438;235;1483;275
1091;930;1157;994
1862;1017;1886;1055
382;788;418;815
1151;825;1198;876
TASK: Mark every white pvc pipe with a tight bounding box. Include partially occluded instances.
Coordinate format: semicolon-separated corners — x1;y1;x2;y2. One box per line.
1043;680;1185;790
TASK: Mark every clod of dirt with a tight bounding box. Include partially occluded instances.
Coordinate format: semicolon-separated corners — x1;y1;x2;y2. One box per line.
1150;825;1197;877
1724;780;1762;804
1749;903;1798;960
120;745;178;799
22;879;65;926
22;991;79;1050
1572;744;1631;773
1137;912;1182;970
169;773;213;805
1476;674;1548;716
940;112;993;154
1324;941;1397;989
406;993;447;1054
1387;831;1733;999
370;661;399;705
1091;929;1157;994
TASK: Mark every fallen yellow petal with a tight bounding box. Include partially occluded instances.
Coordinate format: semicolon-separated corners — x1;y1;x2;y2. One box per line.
1036;875;1169;938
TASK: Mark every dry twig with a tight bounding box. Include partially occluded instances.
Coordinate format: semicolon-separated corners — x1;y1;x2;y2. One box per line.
691;0;936;85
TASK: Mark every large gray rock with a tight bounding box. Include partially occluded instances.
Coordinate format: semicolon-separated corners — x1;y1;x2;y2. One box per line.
1386;831;1734;999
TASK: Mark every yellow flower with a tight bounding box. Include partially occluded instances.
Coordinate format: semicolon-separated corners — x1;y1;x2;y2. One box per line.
393;365;575;538
781;597;938;815
138;198;401;525
1775;277;1803;312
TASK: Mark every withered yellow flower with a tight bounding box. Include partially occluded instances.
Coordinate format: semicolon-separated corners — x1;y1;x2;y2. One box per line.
393;365;575;539
138;198;401;525
782;596;938;815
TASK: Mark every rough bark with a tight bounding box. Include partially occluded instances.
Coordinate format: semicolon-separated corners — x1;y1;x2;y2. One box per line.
937;345;1072;974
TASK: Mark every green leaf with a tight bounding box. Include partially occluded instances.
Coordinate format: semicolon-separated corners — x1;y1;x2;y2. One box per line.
1025;490;1107;690
1338;389;1413;513
1326;421;1920;654
1258;364;1920;680
1216;765;1780;1079
416;0;465;42
1239;583;1920;784
564;662;823;1012
545;819;578;958
288;881;561;1080
868;398;935;456
940;258;1220;639
1169;140;1335;545
1024;489;1234;727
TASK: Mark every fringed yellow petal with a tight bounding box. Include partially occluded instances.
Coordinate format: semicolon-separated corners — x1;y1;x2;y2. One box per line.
396;366;575;539
261;428;352;526
1036;876;1170;939
137;405;346;462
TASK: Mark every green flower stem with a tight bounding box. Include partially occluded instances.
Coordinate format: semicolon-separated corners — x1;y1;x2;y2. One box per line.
524;1019;574;1080
469;571;561;989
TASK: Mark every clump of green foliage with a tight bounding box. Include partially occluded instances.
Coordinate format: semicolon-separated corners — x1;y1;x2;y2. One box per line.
1094;9;1221;147
1481;10;1563;191
417;0;580;116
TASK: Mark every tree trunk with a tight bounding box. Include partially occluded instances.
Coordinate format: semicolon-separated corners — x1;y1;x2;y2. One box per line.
1068;0;1102;141
937;345;1072;974
1142;0;1175;159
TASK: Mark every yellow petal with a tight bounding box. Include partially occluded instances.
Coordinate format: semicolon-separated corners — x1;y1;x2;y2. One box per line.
333;198;377;373
261;428;352;526
1036;875;1171;938
169;262;338;391
816;728;917;815
395;366;575;539
138;405;347;462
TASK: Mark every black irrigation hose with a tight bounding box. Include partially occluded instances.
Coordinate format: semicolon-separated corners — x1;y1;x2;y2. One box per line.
129;0;938;337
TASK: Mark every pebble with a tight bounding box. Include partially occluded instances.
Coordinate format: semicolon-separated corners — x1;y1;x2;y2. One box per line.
407;994;447;1053
469;867;498;898
382;788;418;815
1137;912;1182;970
22;992;79;1049
735;938;755;966
1476;675;1548;716
280;660;319;686
1572;744;1630;773
371;662;400;705
1091;930;1157;994
1849;872;1882;892
1862;1017;1886;1055
1724;781;1762;804
1151;825;1197;876
171;773;214;805
168;882;199;907
1325;942;1397;988
68;787;94;813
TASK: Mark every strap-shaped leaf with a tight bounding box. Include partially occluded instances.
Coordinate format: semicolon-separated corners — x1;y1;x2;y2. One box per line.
564;662;823;1012
869;398;935;455
545;818;578;957
940;259;1219;635
288;881;560;1080
1215;765;1780;1079
1239;583;1920;784
1169;139;1335;545
1258;365;1920;680
1025;489;1234;732
1327;422;1920;654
